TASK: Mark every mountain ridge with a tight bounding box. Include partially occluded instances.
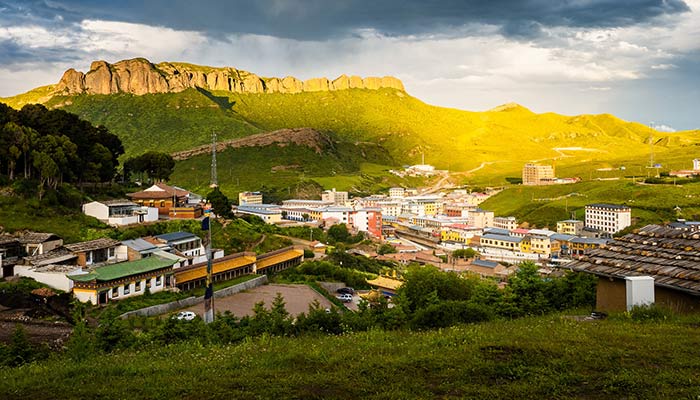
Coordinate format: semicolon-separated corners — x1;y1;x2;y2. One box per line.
52;57;405;96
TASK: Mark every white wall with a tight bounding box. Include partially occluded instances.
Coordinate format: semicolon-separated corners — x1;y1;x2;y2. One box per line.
14;265;77;292
82;201;109;220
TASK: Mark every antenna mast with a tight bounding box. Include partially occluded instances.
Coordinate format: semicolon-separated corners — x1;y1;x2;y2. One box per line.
210;132;218;188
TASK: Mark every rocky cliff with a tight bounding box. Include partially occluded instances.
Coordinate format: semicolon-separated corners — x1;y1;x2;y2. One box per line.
54;58;405;96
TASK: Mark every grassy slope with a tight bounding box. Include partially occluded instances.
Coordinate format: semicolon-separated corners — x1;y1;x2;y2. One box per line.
4;86;691;173
2;315;699;399
480;180;700;228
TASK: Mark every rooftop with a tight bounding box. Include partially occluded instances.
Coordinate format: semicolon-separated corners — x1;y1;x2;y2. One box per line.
569;224;700;295
18;232;61;244
69;257;176;283
128;183;190;200
122;238;159;253
64;237;121;253
472;259;500;269
482;234;523;243
154;231;199;243
586;203;631;210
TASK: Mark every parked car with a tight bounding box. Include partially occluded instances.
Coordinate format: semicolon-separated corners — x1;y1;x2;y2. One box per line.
336;293;353;303
175;311;196;321
336;287;355;295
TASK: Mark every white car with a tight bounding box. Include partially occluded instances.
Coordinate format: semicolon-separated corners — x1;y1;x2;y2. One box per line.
176;311;197;321
336;293;353;303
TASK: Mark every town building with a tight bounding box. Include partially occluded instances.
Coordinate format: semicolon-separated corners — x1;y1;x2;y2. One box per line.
493;216;518;230
522;163;555;185
321;188;349;205
443;203;475;218
82;199;159;226
70;257;177;305
376;200;402;218
570;223;700;313
152;232;211;264
468;209;495;229
127;182;202;218
238;191;263;205
236;204;283;224
669;159;700;178
281;199;334;209
64;238;128;267
401;196;442;216
584;204;632;234
0;236;22;278
557;219;584;235
18;232;63;257
389;187;405;198
352;208;383;238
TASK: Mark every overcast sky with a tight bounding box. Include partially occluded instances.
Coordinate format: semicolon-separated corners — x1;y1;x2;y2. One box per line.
1;0;698;130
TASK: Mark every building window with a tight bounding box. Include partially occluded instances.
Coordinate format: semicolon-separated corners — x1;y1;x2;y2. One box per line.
149;201;155;207
112;287;118;297
123;284;130;295
160;201;166;208
135;281;141;291
108;247;115;259
155;275;162;286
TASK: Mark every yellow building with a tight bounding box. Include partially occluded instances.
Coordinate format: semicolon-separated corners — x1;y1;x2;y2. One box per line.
557;220;584;235
480;234;524;252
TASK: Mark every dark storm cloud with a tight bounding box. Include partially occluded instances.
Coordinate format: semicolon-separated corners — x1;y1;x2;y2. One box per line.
1;0;691;40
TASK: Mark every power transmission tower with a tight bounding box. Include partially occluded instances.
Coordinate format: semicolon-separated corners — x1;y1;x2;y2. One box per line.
210;132;218;188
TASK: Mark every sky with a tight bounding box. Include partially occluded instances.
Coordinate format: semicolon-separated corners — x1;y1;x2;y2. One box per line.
0;0;698;130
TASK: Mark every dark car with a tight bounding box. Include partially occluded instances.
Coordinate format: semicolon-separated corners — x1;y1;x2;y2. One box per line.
336;287;355;295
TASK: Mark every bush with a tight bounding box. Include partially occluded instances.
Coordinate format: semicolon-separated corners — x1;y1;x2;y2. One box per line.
303;249;315;259
411;301;494;330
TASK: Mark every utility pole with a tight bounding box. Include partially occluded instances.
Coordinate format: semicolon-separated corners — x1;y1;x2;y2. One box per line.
202;206;214;323
210;132;218;188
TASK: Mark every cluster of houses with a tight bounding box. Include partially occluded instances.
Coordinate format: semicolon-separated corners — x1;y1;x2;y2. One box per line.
82;182;204;226
0;229;302;306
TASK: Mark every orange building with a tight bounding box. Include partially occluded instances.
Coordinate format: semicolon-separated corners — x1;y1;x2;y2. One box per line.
128;183;202;218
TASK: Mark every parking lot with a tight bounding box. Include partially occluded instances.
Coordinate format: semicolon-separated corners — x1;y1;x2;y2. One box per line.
180;284;334;318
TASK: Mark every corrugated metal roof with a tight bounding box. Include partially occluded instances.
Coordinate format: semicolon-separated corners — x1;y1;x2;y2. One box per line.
64;238;121;253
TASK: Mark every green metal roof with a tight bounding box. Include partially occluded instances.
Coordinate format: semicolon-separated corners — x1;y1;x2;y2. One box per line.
69;257;175;282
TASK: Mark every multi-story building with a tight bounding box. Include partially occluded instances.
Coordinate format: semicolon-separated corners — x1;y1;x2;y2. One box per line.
389;187;405;198
376;200;402;218
585;204;632;234
281;199;334;208
321;188;349;205
401;196;443;216
522;163;555;185
480;233;524;252
557;219;584;235
468;209;495;229
238;191;263;205
440;224;482;245
352;208;383;238
443;203;475;218
493;216;518;230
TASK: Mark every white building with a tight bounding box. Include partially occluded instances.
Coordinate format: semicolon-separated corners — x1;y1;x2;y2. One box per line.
236;204;283;224
376;200;402;217
282;199;334;208
585;204;632;234
493;216;518;231
389;187;405;198
321;188;349;205
15;264;86;292
319;206;354;225
82;200;158;226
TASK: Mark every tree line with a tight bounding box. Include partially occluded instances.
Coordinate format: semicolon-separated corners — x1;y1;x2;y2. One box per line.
0;103;124;198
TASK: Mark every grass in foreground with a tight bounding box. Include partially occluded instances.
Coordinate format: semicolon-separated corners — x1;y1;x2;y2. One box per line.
1;314;699;399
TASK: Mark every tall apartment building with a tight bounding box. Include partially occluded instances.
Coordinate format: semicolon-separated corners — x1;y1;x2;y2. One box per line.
321;188;349;205
238;191;263;205
584;204;631;234
493;216;518;230
522;163;555;185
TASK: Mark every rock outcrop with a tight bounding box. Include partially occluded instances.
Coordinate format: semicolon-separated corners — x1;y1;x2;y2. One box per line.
170;128;334;160
54;58;405;96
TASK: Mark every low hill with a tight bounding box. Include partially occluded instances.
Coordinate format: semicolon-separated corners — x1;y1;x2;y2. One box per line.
1;314;698;398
